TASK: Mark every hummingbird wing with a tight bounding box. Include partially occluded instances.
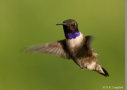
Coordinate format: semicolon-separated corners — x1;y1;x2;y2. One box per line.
84;36;99;57
25;40;71;59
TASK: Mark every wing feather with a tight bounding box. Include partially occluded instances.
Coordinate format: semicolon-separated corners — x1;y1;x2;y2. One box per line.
26;39;71;59
84;36;99;57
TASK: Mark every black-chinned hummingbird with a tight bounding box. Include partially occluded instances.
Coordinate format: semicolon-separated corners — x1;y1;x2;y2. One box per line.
26;19;109;77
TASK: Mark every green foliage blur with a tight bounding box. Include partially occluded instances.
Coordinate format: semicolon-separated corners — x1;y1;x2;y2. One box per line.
0;0;125;90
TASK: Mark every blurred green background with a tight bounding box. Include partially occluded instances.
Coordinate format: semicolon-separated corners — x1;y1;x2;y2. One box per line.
0;0;125;90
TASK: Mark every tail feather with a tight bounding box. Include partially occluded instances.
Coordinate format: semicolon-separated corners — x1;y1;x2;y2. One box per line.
94;64;109;77
84;61;109;77
99;67;109;77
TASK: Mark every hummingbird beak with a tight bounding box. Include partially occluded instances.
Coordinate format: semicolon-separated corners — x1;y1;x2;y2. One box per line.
56;23;66;26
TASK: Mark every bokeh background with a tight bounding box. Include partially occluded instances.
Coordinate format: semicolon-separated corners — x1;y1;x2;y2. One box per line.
0;0;125;90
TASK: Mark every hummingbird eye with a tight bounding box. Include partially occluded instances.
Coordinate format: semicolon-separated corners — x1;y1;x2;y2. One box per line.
71;23;76;26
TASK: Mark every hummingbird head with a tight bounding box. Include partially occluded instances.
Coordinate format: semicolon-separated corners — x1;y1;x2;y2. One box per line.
56;19;80;39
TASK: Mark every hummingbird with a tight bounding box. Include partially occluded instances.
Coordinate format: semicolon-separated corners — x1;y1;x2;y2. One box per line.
26;19;109;77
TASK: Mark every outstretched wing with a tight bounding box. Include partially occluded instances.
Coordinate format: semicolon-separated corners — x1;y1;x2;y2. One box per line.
25;39;71;59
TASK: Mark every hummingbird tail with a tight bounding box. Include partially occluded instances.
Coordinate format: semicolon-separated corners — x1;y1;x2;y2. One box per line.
99;67;109;77
95;65;109;77
84;61;109;77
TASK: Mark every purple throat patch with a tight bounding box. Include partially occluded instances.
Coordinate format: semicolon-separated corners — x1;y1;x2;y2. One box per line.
65;32;80;39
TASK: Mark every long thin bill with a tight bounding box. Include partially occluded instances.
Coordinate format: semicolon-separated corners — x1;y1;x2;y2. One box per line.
56;23;66;25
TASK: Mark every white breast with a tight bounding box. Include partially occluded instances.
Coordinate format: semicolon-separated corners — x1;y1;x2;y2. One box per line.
66;32;84;48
